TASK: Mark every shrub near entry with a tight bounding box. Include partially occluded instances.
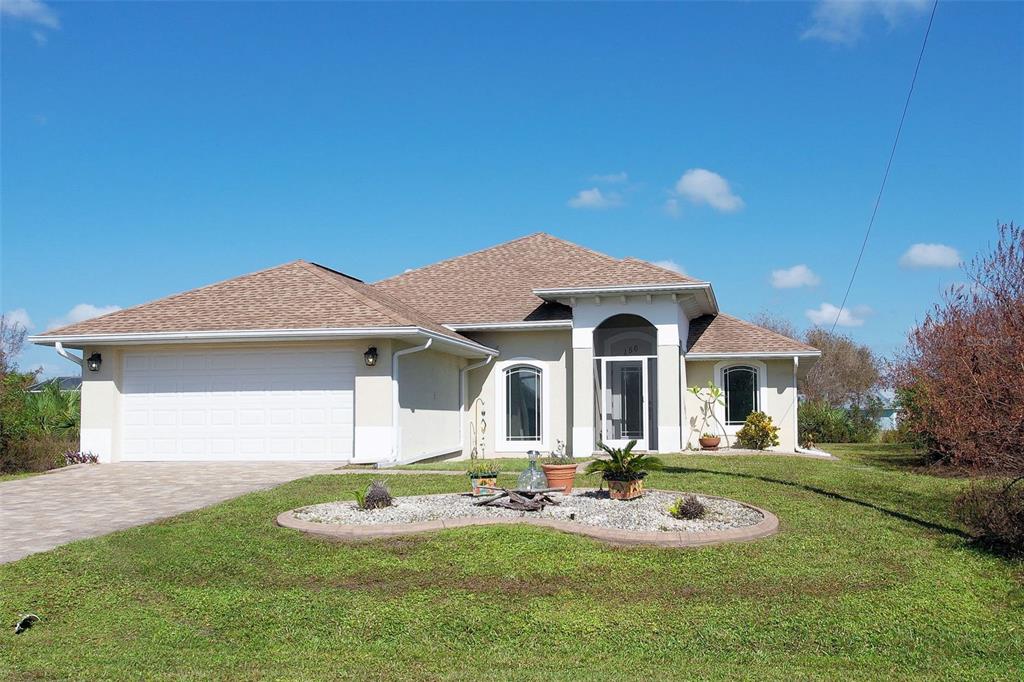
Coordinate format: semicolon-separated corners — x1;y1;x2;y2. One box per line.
736;412;780;450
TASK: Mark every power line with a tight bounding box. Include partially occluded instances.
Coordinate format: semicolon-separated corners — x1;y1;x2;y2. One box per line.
831;0;940;332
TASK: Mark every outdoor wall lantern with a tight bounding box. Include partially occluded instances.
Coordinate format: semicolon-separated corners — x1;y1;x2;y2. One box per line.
363;346;378;367
86;353;102;372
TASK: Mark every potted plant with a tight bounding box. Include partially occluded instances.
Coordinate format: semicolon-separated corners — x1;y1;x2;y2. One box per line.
467;459;498;496
541;439;577;493
688;381;729;450
698;433;721;450
585;440;663;501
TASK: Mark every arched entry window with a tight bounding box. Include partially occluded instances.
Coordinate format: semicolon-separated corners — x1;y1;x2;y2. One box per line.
593;314;657;357
723;365;759;425
505;365;542;441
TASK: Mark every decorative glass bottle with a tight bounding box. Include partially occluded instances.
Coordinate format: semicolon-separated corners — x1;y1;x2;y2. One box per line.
517;450;548;491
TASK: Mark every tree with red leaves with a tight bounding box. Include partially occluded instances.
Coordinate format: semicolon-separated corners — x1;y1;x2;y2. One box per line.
889;222;1024;479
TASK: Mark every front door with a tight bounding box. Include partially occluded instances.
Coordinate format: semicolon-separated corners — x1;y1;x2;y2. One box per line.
600;358;648;450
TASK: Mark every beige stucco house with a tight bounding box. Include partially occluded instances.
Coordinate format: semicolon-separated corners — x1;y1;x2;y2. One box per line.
31;234;819;464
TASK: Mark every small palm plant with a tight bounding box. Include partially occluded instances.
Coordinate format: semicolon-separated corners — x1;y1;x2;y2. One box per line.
585;440;664;500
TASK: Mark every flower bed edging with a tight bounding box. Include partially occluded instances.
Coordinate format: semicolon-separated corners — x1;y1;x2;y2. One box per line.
275;491;779;548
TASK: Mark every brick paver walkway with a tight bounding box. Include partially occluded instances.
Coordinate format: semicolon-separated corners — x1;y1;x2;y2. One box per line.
0;461;341;563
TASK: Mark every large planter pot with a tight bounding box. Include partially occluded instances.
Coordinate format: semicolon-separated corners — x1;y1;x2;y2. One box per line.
541;463;579;493
699;436;721;451
606;478;644;501
469;475;498;496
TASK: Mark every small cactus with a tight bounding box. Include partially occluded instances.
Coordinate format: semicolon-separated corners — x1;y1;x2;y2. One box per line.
668;495;705;520
359;479;393;510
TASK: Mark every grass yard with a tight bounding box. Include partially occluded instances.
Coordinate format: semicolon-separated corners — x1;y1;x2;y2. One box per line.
2;445;1022;680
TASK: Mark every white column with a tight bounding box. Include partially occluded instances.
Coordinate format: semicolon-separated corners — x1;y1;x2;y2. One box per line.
656;344;682;452
571;325;595;456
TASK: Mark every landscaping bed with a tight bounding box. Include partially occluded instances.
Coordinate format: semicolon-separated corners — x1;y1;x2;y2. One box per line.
293;489;764;533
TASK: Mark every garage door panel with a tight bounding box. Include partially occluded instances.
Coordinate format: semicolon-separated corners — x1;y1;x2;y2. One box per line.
121;349;355;461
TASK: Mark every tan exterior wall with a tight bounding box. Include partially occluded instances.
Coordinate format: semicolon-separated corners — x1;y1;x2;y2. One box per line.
462;330;571;459
683;358;798;452
394;345;462;460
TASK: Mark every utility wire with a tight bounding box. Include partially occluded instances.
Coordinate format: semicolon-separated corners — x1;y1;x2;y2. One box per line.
831;0;940;332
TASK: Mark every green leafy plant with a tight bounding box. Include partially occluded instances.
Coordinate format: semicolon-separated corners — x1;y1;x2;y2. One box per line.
544;439;574;465
688;381;728;445
467;459;498;478
668;495;705;520
585;440;663;482
736;411;780;450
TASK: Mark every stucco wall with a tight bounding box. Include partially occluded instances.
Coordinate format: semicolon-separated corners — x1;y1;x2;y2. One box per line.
683;358;798;451
394;345;462;460
462;330;570;459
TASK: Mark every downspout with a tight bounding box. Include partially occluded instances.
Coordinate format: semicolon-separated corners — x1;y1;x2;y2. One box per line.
459;355;493;452
389;338;432;462
55;341;85;368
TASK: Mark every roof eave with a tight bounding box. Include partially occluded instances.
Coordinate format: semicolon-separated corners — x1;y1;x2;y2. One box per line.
685;350;822;360
30;327;499;358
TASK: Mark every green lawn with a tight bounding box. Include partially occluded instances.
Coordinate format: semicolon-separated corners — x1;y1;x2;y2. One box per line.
2;445;1021;680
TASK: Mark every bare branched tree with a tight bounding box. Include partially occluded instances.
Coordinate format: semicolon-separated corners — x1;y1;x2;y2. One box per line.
0;314;28;376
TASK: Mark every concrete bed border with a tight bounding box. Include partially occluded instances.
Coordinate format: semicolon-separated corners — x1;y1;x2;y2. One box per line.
275;491;779;548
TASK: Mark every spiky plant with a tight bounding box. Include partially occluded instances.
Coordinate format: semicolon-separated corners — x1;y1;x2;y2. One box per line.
669;495;705;520
360;479;393;510
584;440;664;482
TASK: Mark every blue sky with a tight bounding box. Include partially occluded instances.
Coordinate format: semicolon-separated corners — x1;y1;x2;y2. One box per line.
2;0;1021;377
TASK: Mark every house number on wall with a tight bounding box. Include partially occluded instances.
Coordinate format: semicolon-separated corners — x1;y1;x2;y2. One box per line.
624;344;640;355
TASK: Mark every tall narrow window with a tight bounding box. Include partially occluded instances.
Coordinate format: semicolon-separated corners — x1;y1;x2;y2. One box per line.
724;365;758;425
505;365;542;441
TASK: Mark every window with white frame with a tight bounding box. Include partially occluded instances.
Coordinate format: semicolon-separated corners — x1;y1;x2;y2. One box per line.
723;365;759;425
505;365;542;441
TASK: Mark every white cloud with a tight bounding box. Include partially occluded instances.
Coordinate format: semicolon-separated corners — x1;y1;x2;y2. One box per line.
567;187;623;210
663;198;681;218
673;169;744;213
771;264;821;289
652;260;686;275
4;308;35;331
802;0;930;46
47;303;121;331
32;29;47;45
1;0;60;29
899;243;961;269
590;172;628;184
806;302;872;327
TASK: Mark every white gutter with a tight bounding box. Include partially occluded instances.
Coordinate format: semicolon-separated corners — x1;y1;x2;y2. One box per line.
445;320;573;331
389;338;433;462
532;282;711;297
685;351;821;360
54;341;85;368
31;326;497;357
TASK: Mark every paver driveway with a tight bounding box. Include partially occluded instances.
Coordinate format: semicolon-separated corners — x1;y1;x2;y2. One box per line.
0;461;341;563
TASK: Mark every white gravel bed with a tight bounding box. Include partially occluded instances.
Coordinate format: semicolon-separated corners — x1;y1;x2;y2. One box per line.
293;489;763;533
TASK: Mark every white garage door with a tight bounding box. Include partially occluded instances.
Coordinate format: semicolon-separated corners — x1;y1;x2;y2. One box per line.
121;349;355;461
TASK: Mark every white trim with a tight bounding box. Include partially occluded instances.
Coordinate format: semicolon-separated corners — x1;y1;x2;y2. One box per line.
31;327;497;357
533;283;710;297
687;351;820;360
445;321;573;331
712;359;768;437
494;357;550;453
792;356;800;449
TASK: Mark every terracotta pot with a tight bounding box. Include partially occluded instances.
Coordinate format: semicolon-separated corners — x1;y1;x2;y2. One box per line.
699;436;721;451
606;478;644;501
541;463;579;493
469;476;497;496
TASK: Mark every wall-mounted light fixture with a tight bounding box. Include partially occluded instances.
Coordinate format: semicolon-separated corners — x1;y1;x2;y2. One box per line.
86;353;102;372
363;346;378;367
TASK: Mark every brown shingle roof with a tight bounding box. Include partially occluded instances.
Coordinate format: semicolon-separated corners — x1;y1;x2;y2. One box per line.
686;314;819;355
374;233;701;324
40;260;473;345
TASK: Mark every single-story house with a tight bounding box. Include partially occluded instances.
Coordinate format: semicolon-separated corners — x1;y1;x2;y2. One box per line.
31;233;819;464
28;376;83;393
